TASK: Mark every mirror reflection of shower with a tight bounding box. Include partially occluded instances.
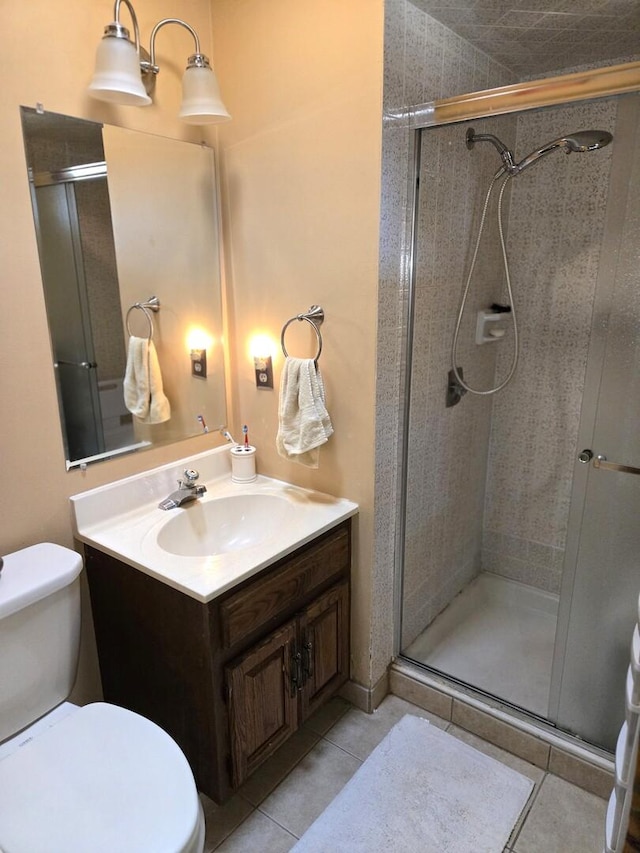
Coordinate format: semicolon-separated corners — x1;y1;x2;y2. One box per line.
449;126;613;402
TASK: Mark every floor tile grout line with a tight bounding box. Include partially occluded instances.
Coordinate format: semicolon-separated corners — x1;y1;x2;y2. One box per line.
508;769;549;848
208;808;255;853
319;731;368;762
254;803;303;840
235;730;324;808
230;726;363;823
209;804;299;852
440;716;549;851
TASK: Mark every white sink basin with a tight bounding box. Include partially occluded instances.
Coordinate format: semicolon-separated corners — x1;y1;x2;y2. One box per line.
70;445;358;603
156;494;295;557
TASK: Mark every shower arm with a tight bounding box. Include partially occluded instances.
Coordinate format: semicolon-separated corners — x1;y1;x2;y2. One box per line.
466;129;518;175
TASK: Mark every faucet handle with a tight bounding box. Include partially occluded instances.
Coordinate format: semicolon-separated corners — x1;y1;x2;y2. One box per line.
183;469;200;485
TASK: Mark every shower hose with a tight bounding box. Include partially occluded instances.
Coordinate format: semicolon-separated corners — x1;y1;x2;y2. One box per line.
451;169;519;396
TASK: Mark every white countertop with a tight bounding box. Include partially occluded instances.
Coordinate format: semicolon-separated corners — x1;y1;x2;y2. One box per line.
70;446;358;603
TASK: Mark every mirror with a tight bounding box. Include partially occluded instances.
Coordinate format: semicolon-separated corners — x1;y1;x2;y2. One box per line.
20;107;227;468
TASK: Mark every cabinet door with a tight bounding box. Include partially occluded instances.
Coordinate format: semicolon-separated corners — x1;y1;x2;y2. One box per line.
300;581;350;721
226;618;299;787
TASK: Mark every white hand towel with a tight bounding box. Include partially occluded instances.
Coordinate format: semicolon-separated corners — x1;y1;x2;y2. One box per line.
123;336;171;424
276;357;333;468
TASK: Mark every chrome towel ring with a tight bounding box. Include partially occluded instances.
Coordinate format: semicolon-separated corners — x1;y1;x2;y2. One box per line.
125;296;160;340
281;305;324;365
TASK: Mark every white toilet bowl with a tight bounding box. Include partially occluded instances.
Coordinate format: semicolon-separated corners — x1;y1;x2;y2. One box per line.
0;702;205;853
0;542;205;853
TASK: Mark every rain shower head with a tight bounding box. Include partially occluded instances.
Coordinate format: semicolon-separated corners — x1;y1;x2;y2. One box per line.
465;127;612;175
515;130;613;174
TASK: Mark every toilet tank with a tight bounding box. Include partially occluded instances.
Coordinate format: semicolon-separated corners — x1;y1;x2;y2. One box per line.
0;543;83;742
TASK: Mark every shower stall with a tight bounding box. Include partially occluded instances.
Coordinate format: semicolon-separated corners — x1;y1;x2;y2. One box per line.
396;77;640;754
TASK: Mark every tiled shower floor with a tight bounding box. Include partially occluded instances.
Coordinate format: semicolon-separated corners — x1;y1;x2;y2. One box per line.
404;572;559;717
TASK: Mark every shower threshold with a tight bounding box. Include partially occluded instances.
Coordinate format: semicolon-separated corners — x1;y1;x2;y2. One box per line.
403;572;559;718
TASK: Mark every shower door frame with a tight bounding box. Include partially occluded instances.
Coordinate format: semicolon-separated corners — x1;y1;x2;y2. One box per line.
392;60;640;737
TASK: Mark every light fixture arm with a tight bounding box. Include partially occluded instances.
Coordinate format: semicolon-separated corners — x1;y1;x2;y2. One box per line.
110;0;141;52
146;18;207;75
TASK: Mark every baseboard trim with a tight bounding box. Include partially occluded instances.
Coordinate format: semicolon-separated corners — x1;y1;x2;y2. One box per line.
340;670;389;713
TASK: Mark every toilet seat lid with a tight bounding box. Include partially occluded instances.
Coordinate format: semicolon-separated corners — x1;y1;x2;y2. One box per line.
0;703;201;853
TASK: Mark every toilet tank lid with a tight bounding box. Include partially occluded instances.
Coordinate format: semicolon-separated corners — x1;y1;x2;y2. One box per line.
0;543;82;620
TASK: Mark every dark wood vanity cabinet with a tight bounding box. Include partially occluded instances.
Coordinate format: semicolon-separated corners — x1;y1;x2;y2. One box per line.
84;519;351;803
226;579;349;786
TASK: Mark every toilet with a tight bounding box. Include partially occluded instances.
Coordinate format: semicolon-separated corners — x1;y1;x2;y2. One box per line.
0;542;205;853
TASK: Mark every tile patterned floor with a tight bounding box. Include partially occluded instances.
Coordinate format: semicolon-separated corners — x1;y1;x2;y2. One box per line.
199;694;608;853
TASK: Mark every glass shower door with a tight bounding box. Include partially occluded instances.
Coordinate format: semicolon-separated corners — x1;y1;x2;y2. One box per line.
549;95;640;752
32;181;103;461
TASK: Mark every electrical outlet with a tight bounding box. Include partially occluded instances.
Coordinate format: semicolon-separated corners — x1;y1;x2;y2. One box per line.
191;349;207;378
254;356;273;389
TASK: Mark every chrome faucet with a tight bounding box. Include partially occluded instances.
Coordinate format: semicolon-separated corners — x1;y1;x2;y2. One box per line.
158;469;207;510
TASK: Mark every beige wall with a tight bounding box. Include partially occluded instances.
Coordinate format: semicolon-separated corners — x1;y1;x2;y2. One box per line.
211;0;384;688
0;0;224;702
2;1;385;702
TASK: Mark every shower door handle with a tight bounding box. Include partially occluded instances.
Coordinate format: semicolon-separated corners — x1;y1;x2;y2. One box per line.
579;450;640;476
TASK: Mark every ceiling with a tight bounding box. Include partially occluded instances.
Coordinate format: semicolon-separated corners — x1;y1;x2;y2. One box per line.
410;0;640;77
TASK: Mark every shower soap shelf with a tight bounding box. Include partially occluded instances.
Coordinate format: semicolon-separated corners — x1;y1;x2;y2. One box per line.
475;309;510;345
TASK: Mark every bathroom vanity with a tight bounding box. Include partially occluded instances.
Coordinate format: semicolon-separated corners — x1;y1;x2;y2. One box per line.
85;520;350;802
71;448;357;803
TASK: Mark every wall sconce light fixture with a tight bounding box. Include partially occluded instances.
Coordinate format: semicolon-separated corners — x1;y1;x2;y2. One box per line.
88;0;230;125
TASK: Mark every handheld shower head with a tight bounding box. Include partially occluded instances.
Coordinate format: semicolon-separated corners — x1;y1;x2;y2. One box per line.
514;130;612;174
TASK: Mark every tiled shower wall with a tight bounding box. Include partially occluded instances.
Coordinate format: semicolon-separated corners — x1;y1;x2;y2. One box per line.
375;3;629;669
399;96;616;648
373;0;513;668
481;97;617;593
401;112;518;648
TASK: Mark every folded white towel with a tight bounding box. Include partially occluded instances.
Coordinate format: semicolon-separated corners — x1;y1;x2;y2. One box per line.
123;336;171;424
276;357;333;468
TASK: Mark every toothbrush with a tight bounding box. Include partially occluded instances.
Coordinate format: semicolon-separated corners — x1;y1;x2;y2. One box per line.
243;424;249;450
220;427;237;445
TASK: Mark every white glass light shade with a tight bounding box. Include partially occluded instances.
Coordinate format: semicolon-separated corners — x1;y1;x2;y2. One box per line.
179;65;231;125
88;33;151;106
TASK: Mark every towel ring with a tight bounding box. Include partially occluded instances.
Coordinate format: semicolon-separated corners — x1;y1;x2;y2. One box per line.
281;305;324;365
126;296;160;340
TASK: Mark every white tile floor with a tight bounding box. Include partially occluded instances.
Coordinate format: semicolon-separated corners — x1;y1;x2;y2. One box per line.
199;694;608;852
404;573;559;717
